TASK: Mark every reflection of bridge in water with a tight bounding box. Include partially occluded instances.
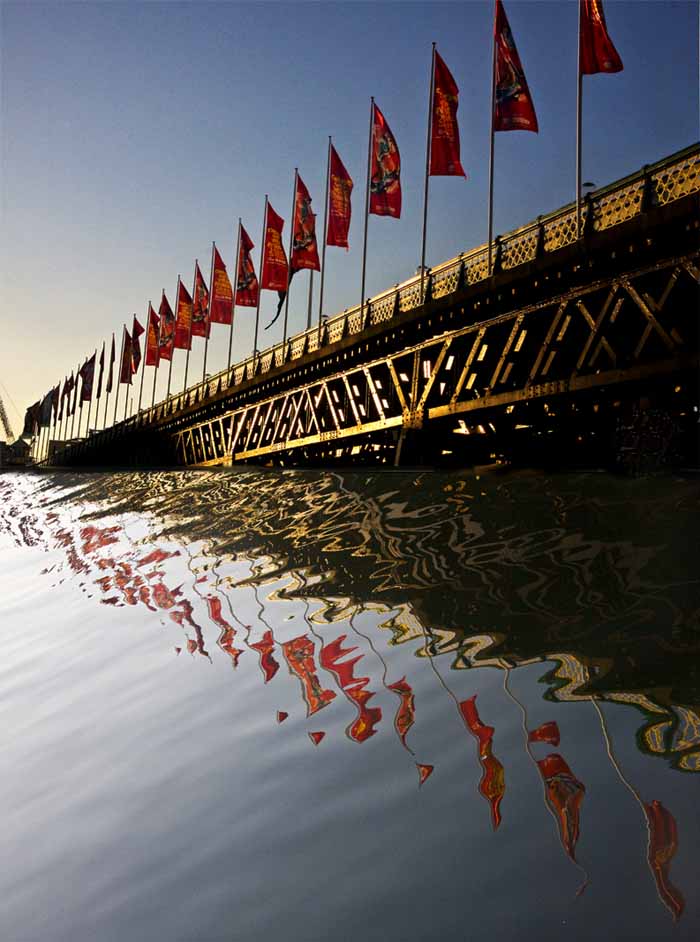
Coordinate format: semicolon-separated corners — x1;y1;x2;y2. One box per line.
51;144;699;469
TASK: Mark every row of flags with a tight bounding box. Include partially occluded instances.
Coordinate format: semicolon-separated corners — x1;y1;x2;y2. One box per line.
26;1;623;444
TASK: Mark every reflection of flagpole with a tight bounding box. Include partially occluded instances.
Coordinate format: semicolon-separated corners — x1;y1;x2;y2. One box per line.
202;245;215;384
114;328;125;425
282;169;298;348
167;278;179;400
253;197;267;357
228;222;241;374
183;266;196;394
487;3;497;277
360;97;374;326
318;136;331;335
420;43;437;303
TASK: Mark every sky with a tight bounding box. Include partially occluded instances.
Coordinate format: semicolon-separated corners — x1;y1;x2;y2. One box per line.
1;0;698;434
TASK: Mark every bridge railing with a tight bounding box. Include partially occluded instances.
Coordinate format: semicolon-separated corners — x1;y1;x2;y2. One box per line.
57;142;699;455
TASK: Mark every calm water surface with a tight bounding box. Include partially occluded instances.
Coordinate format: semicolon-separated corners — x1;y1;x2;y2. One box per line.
1;467;698;942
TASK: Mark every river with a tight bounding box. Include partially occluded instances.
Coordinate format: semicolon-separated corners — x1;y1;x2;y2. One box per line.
1;467;698;941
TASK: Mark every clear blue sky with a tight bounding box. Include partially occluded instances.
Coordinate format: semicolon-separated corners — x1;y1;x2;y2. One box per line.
1;1;698;430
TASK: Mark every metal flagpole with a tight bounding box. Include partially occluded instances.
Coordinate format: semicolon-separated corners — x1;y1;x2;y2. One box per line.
103;336;113;429
70;362;80;439
420;43;437;303
138;316;147;412
167;280;178;399
114;328;125;425
318;136;331;335
306;270;314;330
487;7;497;277
202;245;215;384
227;221;241;374
152;301;160;409
576;0;583;240
282;169;298;347
253;197;267;357
360;97;374;325
183;266;196;394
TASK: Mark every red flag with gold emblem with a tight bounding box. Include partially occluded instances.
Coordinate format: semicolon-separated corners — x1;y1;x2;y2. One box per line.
430;51;466;176
131;316;145;372
494;0;538;133
157;293;175;361
191;262;210;338
235;225;259;307
370;103;401;217
261;203;288;291
145;304;160;367
327;145;353;248
174;280;193;350
209;247;234;325
580;0;623;74
291;175;320;274
119;327;133;384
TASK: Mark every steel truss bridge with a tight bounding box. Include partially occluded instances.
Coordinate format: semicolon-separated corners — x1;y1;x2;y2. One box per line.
52;144;699;470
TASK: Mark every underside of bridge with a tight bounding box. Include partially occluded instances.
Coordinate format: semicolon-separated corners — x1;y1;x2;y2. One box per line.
53;145;699;473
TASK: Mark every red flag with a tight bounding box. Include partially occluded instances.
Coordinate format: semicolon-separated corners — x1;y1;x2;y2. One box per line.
173;281;193;350
158;293;175;361
580;0;623;74
131;316;145;372
370;103;402;217
494;0;538;132
209;247;234;325
119;328;133;384
327;145;353;249
430;51;466;176
80;353;96;401
145;304;160;367
291;175;320;274
235;225;259;307
96;342;105;400
191;262;210;338
106;335;115;394
261;203;288;291
643;800;685;921
537;753;585;861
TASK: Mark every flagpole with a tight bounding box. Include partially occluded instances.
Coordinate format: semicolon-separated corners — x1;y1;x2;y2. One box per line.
227;222;241;375
360;97;374;325
202;245;215;384
576;0;583;240
138;318;147;412
167;281;178;400
183;266;196;394
253;197;267;357
104;336;113;428
306;270;314;331
151;303;160;409
420;43;437;303
318;136;332;335
487;5;497;278
70;362;80;439
283;169;298;348
114;328;125;425
85;349;96;434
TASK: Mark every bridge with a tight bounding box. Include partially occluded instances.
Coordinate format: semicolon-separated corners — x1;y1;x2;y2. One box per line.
50;143;699;470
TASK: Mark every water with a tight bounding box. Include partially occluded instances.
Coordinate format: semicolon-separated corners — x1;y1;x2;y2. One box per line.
1;467;698;942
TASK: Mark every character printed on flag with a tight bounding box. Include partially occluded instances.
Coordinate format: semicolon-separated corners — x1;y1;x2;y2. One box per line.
158;293;175;360
236;226;259;307
191;263;210;338
291;176;320;273
370;104;402;217
327;145;353;249
145;305;160;367
173;284;193;350
209;247;234;325
494;0;538;132
430;51;466;176
120;328;133;384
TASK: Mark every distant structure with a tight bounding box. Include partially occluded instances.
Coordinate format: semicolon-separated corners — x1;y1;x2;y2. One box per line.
0;393;13;442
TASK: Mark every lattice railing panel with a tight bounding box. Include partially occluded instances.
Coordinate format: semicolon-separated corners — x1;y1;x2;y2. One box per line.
594;180;644;231
544;211;578;251
501;228;539;270
369;296;395;324
465;251;489;285
653;152;700;205
431;263;462;299
398;282;423;312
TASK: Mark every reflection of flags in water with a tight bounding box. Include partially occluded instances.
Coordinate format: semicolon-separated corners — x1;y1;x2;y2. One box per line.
430;50;466;177
493;0;538;133
416;763;434;786
460;695;505;829
528;721;560;746
644;800;685;922
282;634;336;716
388;676;415;747
580;0;623;74
537;753;586;861
250;629;280;683
320;635;382;743
370;103;402;217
